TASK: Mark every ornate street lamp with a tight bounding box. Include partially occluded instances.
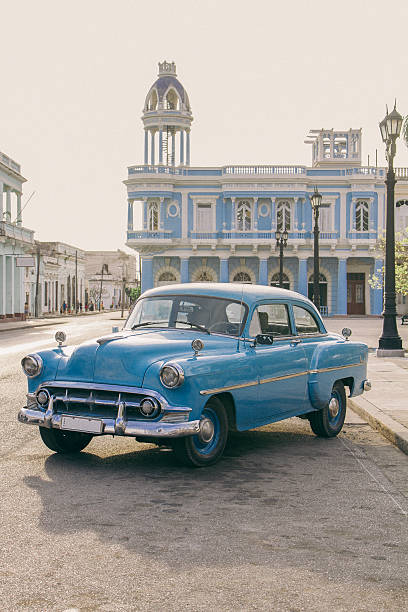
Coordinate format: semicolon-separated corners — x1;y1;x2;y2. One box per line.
310;185;322;311
275;229;288;288
377;102;404;356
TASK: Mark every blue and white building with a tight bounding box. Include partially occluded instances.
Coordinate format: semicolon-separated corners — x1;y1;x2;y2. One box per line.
125;61;408;316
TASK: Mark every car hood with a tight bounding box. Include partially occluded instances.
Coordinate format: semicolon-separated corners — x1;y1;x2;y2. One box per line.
55;329;237;387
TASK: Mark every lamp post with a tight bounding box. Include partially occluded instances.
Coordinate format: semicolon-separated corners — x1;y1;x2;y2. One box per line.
377;102;404;357
275;229;288;287
98;263;108;312
310;186;322;312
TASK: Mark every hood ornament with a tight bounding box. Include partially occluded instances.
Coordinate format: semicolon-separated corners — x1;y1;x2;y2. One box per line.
192;338;204;356
55;331;66;347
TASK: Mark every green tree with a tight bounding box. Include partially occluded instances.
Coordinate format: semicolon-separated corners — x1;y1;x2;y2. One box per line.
125;286;141;303
369;229;408;296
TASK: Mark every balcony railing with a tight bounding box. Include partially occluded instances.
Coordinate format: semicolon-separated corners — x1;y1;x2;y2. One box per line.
0;152;21;174
191;232;218;240
396;168;408;179
347;231;377;240
127;230;173;240
0;221;34;243
222;165;306;175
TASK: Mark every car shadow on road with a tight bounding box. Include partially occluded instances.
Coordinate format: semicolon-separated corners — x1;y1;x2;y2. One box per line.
22;419;407;604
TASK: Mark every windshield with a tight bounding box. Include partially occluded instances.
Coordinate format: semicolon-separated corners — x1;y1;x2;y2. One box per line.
125;294;248;336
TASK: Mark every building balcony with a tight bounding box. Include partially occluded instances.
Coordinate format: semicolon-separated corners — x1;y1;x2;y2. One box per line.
0;152;21;175
396;168;408;180
222;165;307;176
127;230;173;243
0;221;34;244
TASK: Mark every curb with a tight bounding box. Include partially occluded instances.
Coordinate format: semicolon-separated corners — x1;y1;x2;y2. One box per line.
0;320;71;332
348;396;408;456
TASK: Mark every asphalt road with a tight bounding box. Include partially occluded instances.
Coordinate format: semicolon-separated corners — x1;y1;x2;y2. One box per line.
1;315;408;611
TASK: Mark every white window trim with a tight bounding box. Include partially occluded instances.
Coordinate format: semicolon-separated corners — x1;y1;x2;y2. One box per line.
236;199;254;232
319;196;336;233
191;196;217;232
275;198;295;231
351;197;373;233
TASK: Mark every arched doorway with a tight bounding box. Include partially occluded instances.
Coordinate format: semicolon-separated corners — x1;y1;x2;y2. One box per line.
308;273;328;310
270;272;290;290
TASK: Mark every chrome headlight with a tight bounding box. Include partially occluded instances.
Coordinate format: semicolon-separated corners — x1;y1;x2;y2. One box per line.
160;362;184;389
21;354;43;378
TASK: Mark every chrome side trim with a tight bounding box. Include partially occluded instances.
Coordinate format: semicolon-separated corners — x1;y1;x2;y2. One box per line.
200;379;259;395
260;371;309;385
200;362;364;396
309;362;362;374
18;407;201;438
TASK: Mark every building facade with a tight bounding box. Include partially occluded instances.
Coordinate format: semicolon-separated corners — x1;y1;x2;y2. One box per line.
25;242;86;316
125;61;408;316
0;150;34;320
85;250;138;309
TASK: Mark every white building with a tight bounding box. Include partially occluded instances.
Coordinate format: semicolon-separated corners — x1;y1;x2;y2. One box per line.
0;150;34;320
85;250;138;309
25;242;86;315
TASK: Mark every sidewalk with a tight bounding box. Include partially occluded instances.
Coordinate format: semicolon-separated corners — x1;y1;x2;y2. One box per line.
348;354;408;455
0;309;126;333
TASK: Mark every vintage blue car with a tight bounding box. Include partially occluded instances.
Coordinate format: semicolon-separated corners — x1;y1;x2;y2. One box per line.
19;283;370;467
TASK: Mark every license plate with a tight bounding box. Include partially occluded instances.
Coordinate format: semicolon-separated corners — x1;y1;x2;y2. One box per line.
61;415;103;434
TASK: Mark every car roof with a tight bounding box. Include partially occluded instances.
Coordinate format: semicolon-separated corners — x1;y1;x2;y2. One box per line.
142;283;316;308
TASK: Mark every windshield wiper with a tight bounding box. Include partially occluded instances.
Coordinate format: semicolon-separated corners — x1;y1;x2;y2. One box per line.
173;320;211;335
131;322;164;329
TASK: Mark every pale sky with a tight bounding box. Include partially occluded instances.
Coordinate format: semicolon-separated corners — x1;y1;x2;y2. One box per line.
1;0;408;251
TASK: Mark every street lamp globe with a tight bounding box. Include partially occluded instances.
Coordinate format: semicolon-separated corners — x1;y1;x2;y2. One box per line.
386;105;403;138
310;186;322;211
282;229;288;243
379;114;388;143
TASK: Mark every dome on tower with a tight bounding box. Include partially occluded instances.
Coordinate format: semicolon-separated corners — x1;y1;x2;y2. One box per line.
143;61;191;113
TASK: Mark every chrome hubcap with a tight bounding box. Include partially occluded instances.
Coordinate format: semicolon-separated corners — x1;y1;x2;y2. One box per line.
199;417;215;443
329;397;340;418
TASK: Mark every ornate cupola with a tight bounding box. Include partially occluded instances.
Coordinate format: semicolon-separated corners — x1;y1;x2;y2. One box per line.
142;61;193;167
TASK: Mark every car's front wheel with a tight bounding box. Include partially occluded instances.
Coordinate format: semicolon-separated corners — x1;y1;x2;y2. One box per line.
308;381;346;438
39;427;93;454
172;397;228;467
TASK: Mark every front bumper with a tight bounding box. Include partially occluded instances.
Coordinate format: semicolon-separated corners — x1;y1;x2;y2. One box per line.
18;406;201;438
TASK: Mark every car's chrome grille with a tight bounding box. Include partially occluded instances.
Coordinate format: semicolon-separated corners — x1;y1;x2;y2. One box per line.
40;384;161;420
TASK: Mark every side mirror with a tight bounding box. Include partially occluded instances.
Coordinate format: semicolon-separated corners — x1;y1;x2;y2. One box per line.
255;334;274;345
341;327;352;340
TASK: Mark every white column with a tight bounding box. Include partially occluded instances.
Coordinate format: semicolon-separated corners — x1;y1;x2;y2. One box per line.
180;129;185;165
171;130;176;166
231;197;237;230
144;130;149;164
253;197;259;230
0;255;5;316
150;130;155;165
0;182;3;221
186;129;190;166
16;192;22;225
5;188;11;222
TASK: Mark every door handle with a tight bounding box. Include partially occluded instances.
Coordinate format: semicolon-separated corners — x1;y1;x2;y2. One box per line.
290;338;301;346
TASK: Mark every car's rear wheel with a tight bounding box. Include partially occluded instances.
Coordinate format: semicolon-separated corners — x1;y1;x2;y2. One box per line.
172;397;228;467
308;381;346;438
39;427;93;453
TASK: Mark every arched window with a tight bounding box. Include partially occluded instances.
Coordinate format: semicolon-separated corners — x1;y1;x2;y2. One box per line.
355;200;369;231
158;272;176;282
233;271;252;283
148;90;158;110
192;267;216;282
270;272;290;290
308;273;328;307
166;89;179;110
276;201;291;231
148;202;159;231
236;200;252;231
196;270;213;282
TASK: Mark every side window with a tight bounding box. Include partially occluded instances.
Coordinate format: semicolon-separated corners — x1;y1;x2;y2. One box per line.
249;303;291;337
293;305;320;335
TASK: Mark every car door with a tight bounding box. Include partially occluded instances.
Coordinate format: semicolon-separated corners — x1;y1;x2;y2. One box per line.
291;303;327;377
249;301;309;424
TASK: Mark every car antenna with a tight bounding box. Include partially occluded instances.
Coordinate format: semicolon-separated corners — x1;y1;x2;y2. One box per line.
237;283;245;352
